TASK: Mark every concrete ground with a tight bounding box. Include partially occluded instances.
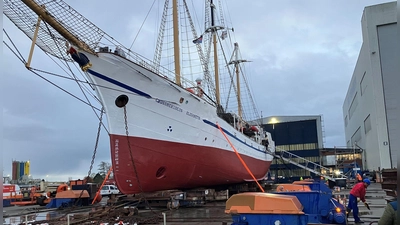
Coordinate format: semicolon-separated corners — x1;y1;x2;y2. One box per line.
156;182;388;225
334;182;387;224
2;198;108;224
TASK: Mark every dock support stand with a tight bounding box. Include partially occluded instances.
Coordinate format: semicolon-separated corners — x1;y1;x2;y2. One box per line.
26;14;42;69
25;215;28;224
162;212;167;225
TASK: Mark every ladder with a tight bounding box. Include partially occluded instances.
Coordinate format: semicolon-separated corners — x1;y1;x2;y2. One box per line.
268;147;347;182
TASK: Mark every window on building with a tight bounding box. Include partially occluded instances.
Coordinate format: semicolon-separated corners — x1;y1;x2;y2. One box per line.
277;143;318;151
337;153;361;162
351;127;361;146
289;144;299;151
290;169;310;177
276;145;290;151
360;72;367;96
304;143;317;150
348;93;358;119
277;170;286;177
304;156;319;163
364;114;371;134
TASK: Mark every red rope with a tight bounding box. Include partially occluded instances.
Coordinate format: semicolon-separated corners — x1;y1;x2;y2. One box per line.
216;123;265;192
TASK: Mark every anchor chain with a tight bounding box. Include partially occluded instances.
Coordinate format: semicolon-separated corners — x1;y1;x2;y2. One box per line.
36;107;105;224
74;106;105;206
87;106;105;181
123;106;144;193
123;106;162;220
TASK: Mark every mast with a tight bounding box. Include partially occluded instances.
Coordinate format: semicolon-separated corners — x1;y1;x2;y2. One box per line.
228;43;248;120
234;44;242;119
21;0;96;55
211;0;221;106
172;0;181;86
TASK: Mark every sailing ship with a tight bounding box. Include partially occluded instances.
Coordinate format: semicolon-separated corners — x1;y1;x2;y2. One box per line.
4;0;275;194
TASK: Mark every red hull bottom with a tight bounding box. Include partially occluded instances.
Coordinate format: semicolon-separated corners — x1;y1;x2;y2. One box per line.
110;134;272;194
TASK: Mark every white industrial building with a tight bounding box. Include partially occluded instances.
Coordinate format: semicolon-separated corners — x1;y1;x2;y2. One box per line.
343;2;398;171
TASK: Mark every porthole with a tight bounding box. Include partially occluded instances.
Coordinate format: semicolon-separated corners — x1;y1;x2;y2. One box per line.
156;166;166;179
115;95;129;108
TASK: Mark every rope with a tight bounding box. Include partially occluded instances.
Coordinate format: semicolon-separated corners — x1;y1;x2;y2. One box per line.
3;28;26;63
3;41;26;64
216;123;265;192
28;69;102;111
129;0;157;50
42;20;109;134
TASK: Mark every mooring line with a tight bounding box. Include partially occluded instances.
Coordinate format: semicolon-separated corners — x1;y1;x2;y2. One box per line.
216;123;265;192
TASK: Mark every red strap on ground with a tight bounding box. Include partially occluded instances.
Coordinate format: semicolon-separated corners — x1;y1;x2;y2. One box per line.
216;123;265;192
92;167;113;204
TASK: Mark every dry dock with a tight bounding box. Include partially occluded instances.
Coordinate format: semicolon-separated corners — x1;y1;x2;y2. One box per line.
3;182;388;225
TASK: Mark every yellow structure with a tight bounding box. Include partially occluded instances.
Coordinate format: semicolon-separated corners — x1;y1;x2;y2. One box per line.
24;161;30;176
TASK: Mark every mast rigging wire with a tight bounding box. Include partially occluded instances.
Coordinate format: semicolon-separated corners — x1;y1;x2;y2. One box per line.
3;29;109;131
43;20;107;128
3;29;26;63
129;0;157;50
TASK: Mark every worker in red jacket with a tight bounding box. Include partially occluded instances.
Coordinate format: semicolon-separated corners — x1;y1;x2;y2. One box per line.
347;179;371;224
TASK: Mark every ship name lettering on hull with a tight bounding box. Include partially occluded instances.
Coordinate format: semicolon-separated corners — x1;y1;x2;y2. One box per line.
114;139;119;169
156;99;201;120
156;99;183;112
186;111;200;120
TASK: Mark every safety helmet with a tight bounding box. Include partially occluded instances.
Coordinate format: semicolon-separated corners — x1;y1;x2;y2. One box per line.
363;179;371;185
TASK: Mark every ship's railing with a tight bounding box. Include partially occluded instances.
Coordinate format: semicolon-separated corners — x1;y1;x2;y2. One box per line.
107;48;203;93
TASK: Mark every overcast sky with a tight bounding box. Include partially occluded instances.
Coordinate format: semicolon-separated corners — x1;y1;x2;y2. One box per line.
2;0;392;181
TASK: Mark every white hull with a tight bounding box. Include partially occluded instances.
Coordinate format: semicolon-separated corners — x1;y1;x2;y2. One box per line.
85;52;273;162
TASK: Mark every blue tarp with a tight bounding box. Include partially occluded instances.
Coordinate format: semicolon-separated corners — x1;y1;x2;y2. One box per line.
3;199;12;207
46;198;74;208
